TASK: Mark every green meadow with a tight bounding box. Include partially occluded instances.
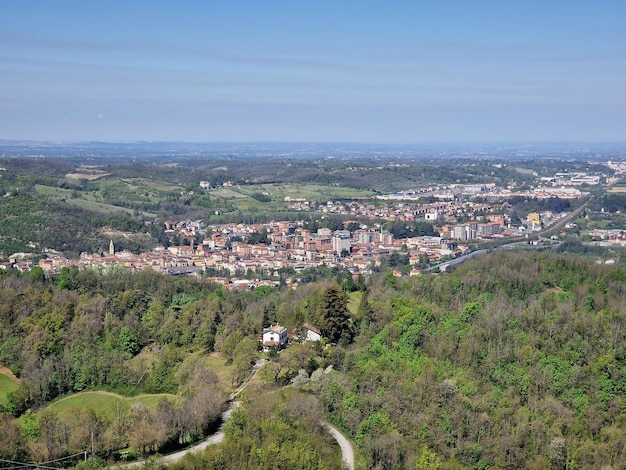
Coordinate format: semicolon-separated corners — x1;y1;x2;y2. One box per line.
0;370;18;407
49;391;179;421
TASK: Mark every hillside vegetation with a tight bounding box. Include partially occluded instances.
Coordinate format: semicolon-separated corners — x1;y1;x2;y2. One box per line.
322;252;626;469
0;252;625;469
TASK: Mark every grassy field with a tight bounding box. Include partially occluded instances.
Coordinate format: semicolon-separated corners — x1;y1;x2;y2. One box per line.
34;184;157;218
214;183;373;201
206;183;374;215
39;351;234;423
66;172;110;180
49;390;179;421
348;291;363;316
0;370;18;406
121;178;183;192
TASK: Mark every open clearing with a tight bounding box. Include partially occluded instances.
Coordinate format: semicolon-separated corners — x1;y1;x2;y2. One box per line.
207;183;374;214
49;390;179;421
45;353;232;421
211;183;373;202
66;172;110;180
0;368;19;406
243;183;373;200
34;184;157;218
348;291;363;315
122;178;182;191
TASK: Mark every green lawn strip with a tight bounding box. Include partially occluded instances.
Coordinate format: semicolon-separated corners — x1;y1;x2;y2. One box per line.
0;371;18;406
213;183;373;203
251;183;374;200
348;291;362;316
34;184;72;197
122;178;183;192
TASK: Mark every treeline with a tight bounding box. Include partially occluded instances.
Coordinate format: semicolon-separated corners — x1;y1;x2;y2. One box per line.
154;250;626;469
596;193;626;213
143;251;626;469
506;196;573;217
0;263;353;464
1;268;232;407
169;389;347;470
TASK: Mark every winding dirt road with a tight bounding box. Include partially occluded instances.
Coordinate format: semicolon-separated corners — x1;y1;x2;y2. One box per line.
325;422;355;470
112;360;355;469
0;365;19;381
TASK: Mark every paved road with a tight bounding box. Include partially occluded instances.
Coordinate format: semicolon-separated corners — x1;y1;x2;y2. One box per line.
325;423;355;470
426;184;610;273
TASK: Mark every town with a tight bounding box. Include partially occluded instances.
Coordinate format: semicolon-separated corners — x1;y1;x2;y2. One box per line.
30;180;596;284
0;154;622;289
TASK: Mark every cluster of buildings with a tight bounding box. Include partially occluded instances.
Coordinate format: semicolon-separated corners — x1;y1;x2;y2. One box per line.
539;172;601;186
588;229;626;246
25;170;603;280
375;182;588;203
280;183;586;227
34;220;472;282
31;201;570;281
260;322;322;351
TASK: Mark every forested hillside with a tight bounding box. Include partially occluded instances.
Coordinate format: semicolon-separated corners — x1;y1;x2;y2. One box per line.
0;252;625;468
321;252;626;469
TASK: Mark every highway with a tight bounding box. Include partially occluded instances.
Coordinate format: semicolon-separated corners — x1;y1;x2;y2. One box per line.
427;182;612;273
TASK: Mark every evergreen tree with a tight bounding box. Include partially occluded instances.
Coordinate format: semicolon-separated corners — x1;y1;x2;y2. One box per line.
262;302;277;328
317;286;354;345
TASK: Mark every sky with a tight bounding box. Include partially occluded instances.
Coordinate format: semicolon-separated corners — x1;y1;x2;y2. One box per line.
1;1;625;143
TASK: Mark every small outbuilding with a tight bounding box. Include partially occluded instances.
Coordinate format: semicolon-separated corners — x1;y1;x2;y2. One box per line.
303;323;322;342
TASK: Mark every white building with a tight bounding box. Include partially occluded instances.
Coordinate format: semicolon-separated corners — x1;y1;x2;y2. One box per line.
332;230;352;255
262;324;288;351
303;323;322;342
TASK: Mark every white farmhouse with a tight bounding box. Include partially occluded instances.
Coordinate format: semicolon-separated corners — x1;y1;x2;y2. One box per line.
262;324;288;351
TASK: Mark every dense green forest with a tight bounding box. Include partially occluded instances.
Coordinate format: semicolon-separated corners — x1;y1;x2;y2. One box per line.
329;253;626;469
1;252;626;468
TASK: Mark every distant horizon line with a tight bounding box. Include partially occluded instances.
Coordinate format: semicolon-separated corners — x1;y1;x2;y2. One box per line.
1;138;626;147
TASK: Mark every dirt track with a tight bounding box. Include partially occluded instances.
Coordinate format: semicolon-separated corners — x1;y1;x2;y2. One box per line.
0;365;19;381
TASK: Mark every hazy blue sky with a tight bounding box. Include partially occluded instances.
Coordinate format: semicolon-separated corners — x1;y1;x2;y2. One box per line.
1;1;625;143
